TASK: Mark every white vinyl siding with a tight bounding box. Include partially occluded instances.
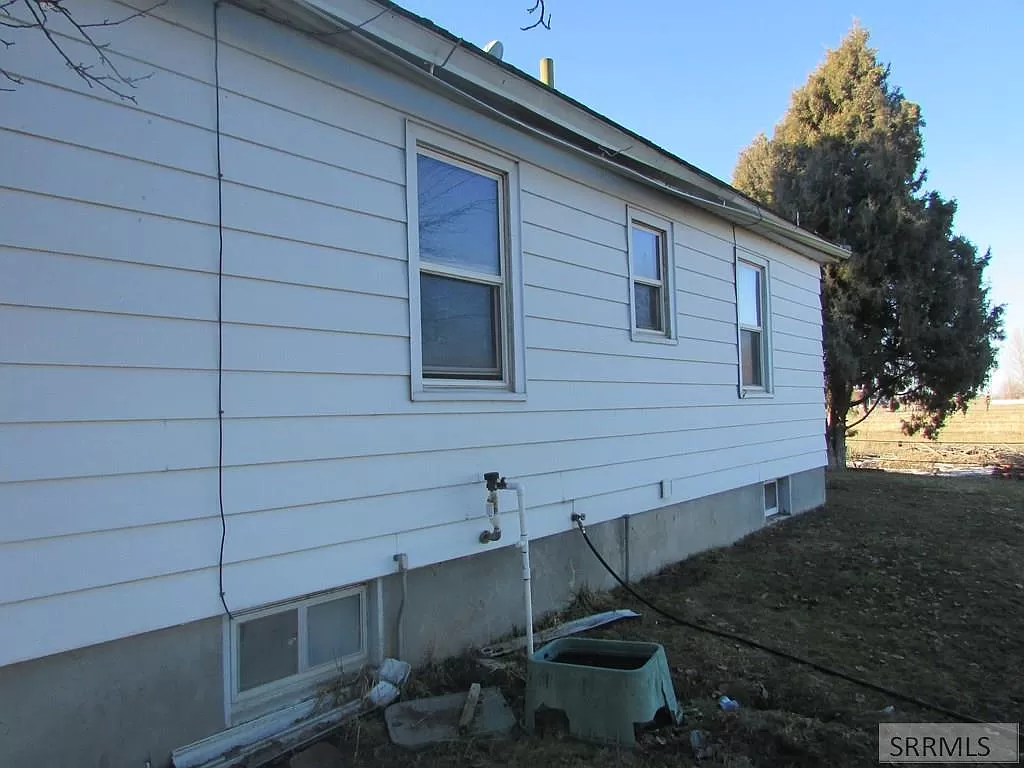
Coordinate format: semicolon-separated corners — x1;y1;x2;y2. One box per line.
0;0;826;668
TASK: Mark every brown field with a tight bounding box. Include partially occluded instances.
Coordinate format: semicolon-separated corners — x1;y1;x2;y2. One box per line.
289;471;1024;768
847;400;1024;474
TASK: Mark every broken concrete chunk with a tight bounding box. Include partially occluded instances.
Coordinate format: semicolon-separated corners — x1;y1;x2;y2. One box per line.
385;687;515;748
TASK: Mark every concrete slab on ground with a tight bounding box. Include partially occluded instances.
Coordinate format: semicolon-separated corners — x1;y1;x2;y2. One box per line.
385;687;515;748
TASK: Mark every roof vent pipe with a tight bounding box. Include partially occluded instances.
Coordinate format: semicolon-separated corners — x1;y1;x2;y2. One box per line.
539;57;554;88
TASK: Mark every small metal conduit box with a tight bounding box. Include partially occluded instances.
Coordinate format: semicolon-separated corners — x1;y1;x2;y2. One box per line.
525;637;682;745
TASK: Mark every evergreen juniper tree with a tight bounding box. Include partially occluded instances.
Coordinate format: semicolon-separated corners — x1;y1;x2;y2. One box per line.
733;26;1003;467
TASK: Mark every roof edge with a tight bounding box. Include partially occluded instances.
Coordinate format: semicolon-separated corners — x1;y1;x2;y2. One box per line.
267;0;848;263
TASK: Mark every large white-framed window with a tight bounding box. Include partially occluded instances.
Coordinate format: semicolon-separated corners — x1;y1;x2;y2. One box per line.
626;207;677;343
735;253;773;395
406;121;526;401
227;586;366;720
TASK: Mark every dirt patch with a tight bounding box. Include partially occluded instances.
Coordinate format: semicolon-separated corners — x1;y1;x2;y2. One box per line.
307;471;1024;767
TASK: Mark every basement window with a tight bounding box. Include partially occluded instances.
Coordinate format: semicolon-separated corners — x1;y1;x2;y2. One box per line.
764;476;790;518
763;480;779;517
229;587;366;716
406;121;526;401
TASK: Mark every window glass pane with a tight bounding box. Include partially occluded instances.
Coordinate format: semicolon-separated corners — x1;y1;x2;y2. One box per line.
634;283;663;331
307;594;362;669
239;610;298;692
417;154;500;275
421;273;500;376
738;263;762;327
764;481;778;512
632;226;662;280
741;328;763;387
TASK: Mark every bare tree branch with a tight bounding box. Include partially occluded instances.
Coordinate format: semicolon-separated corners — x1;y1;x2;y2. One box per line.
521;0;551;31
0;30;19;89
78;0;167;29
47;1;155;98
845;396;884;431
997;327;1024;398
0;13;38;28
1;0;161;101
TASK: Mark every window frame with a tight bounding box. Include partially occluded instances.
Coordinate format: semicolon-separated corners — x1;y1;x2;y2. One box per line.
406;121;526;401
227;586;367;718
626;206;677;344
763;479;779;518
735;251;773;397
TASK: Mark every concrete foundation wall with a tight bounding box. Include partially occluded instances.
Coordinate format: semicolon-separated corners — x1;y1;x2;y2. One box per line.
0;617;224;768
0;470;825;767
382;471;824;663
790;466;827;514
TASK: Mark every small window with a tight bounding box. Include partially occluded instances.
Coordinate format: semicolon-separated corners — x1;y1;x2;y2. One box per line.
736;258;771;393
627;208;676;343
407;123;525;400
764;479;779;517
238;609;299;692
231;588;365;707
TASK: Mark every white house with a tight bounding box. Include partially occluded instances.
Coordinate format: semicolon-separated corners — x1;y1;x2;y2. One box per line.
0;0;847;765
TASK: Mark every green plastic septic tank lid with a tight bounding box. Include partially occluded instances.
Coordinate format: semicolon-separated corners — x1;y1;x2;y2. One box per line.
525;637;683;746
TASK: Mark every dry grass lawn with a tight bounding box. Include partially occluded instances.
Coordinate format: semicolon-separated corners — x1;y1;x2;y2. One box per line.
305;471;1024;768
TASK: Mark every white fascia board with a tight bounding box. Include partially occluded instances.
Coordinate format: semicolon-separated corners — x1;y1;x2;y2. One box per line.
294;0;710;177
271;0;847;263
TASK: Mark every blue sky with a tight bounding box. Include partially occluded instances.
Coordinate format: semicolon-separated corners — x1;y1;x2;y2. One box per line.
400;0;1023;390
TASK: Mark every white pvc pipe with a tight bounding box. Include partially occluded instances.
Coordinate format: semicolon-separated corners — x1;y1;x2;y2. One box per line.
503;481;534;656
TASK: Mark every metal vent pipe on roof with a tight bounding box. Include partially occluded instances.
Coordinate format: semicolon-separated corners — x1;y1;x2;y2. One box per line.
539;57;554;88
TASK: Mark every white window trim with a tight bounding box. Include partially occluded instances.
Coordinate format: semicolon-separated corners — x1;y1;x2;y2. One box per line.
406;120;526;401
626;206;677;344
735;250;774;398
226;586;367;723
764;476;792;519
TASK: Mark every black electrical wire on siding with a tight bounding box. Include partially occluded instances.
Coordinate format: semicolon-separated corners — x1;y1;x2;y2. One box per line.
571;516;983;724
213;0;233;621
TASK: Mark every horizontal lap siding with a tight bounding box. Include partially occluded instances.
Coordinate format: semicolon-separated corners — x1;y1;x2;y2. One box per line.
0;0;826;665
1;0;220;665
4;402;823;542
2;409;822;487
4;434;825;605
